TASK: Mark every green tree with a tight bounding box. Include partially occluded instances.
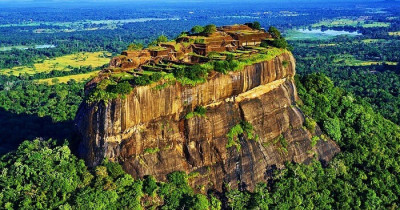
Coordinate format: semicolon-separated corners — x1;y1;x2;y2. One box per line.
323;117;341;141
203;24;217;35
190;25;205;34
268;26;282;39
156;35;168;43
127;43;143;51
252;21;261;30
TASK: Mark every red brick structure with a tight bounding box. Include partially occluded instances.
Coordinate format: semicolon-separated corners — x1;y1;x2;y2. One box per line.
110;24;272;70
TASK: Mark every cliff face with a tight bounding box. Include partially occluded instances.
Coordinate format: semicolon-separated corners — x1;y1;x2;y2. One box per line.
75;52;340;191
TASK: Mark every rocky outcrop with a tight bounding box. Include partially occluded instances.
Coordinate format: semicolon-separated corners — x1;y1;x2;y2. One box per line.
75;52;340;191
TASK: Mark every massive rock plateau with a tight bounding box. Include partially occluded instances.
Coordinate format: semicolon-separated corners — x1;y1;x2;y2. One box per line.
75;52;340;191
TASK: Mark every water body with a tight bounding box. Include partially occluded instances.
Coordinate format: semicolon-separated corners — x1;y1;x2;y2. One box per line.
286;28;361;40
0;44;56;51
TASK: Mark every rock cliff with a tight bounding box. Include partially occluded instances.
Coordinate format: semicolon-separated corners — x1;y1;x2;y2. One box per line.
75;52;340;191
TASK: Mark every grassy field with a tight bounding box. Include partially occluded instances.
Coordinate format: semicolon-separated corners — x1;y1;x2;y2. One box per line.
0;51;111;76
361;39;386;44
36;71;101;85
389;31;400;36
333;54;397;66
312;18;390;28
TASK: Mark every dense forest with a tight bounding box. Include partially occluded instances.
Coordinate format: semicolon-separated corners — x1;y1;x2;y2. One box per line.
292;37;400;124
1;1;400;208
1;74;399;209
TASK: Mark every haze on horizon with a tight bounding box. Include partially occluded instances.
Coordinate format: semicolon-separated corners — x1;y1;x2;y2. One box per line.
0;0;385;3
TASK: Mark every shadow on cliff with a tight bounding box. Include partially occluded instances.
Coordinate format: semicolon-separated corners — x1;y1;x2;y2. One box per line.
0;108;80;156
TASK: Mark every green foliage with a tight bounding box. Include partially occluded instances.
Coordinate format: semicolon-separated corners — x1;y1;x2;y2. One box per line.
144;147;160;154
190;25;205;34
186;64;209;81
186;194;210;210
226;121;258;151
0;79;84;122
107;81;133;97
251;21;262;30
86;79;134;104
278;134;288;149
143;175;158;196
323;117;341;141
194;38;205;44
173;64;210;85
86;72;164;103
185;106;207;119
226;124;244;152
176;32;188;39
203;24;217;34
156;35;169;43
311;136;320;147
292;35;400;125
285;73;400;209
249;183;273;209
304;117;317;133
127;43;143;51
210;195;222;210
282;60;289;67
271;38;293;51
268;26;282;39
213;59;239;74
226;189;251;210
0;140;223;209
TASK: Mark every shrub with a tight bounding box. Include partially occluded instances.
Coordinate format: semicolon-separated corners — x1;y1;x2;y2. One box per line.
186;64;208;81
268;26;282;39
190;25;205;34
304;117;317;133
107;81;133;96
173;66;186;78
252;21;261;30
133;75;151;86
156;35;168;43
226;124;244;152
185;106;207;119
150;72;162;82
214;60;230;74
203;24;217;34
127;43;143;51
247;21;261;30
226;121;258;151
271;38;292;50
311;136;320;147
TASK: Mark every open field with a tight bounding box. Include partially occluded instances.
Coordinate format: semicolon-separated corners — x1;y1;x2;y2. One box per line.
361;39;386;44
0;51;111;76
389;31;400;36
312;18;390;28
36;71;100;84
333;54;397;66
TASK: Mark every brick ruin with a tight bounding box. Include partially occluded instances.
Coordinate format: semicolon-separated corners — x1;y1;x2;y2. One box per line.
109;24;272;71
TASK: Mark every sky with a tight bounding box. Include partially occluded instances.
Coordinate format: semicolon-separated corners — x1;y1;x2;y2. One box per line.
0;0;383;2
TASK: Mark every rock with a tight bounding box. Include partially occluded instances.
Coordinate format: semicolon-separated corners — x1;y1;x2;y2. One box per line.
75;52;340;192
